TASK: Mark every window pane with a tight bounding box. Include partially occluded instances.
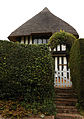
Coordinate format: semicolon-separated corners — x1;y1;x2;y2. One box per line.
57;45;60;51
43;39;46;44
61;45;66;51
53;48;56;51
34;39;37;44
46;39;49;43
38;39;42;44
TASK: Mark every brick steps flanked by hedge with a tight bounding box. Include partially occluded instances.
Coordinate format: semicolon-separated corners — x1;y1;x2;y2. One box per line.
55;87;84;119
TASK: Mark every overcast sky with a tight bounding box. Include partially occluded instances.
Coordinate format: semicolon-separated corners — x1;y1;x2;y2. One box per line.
0;0;84;40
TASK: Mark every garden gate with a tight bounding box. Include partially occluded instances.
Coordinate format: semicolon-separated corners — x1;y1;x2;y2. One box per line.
54;69;72;87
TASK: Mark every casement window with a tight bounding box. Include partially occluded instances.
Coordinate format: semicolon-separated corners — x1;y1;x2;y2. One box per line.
33;38;49;44
33;39;38;44
61;45;66;51
43;39;47;44
53;44;66;52
38;39;42;44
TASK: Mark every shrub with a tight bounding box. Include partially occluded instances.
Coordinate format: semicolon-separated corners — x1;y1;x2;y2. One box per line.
0;40;54;103
48;31;77;53
69;39;84;108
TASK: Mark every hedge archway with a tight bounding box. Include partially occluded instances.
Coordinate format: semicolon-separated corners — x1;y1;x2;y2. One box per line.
48;31;77;53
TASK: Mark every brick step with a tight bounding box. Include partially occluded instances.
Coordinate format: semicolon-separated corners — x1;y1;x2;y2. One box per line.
55;90;77;94
55;87;75;93
55;98;77;102
56;113;84;119
56;105;78;114
57;108;79;114
55;94;77;99
55;92;77;96
56;105;77;109
55;100;76;106
55;91;76;95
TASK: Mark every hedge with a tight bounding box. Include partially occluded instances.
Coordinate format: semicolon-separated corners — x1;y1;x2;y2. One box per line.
70;39;84;108
48;31;76;53
0;40;54;103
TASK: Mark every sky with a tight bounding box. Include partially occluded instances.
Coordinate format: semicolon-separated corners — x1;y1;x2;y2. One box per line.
0;0;84;40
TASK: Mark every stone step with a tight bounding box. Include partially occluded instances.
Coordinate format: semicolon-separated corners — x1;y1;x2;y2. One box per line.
56;113;84;119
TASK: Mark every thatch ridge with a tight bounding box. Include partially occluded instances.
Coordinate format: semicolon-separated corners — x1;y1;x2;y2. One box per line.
8;7;79;39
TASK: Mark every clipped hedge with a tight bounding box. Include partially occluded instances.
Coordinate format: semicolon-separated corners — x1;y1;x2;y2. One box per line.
70;39;84;107
0;40;54;103
48;31;76;53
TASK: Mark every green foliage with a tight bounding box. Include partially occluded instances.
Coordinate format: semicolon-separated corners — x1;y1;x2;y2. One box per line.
0;100;56;118
48;31;77;53
0;40;54;103
0;40;56;118
69;39;84;108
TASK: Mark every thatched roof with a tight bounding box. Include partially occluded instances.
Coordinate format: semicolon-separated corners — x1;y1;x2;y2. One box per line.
8;7;79;39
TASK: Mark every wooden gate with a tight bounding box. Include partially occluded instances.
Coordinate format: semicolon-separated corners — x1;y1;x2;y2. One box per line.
54;69;72;87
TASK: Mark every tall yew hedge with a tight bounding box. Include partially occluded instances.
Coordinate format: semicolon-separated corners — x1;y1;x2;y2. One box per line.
0;40;54;103
70;39;84;107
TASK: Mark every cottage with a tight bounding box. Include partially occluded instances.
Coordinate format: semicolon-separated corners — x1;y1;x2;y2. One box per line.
8;7;79;87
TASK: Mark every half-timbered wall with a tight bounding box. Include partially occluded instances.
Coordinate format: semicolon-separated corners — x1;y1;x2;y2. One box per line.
20;36;30;44
55;56;67;71
20;36;68;71
53;45;66;52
